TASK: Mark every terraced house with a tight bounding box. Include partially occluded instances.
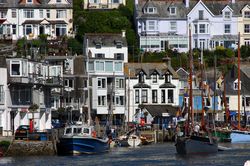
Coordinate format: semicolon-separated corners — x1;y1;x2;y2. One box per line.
0;0;73;41
134;0;250;52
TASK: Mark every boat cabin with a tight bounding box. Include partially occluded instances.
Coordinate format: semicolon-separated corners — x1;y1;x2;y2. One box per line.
63;125;95;137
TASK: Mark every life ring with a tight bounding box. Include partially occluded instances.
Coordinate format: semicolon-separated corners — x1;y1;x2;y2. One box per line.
91;131;97;138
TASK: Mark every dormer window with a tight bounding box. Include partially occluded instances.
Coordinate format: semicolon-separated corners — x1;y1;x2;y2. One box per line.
199;10;204;20
152;74;157;83
169;7;176;15
224;11;231;20
115;42;122;48
138;71;145;83
11;60;21;76
234;79;241;90
146;7;157;14
165;72;171;83
244;11;250;18
56;0;62;3
114;53;124;60
96;43;102;49
95;53;105;58
27;0;32;3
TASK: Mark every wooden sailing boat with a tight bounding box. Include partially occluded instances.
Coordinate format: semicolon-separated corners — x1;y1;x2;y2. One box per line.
175;26;218;155
230;33;250;143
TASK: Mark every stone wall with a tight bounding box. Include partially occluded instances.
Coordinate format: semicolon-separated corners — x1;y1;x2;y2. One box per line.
5;140;56;156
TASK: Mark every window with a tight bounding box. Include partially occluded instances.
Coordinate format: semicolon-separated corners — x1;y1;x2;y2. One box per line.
95;44;102;49
114;62;122;71
161;90;165;103
12;9;16;18
199;24;205;33
95;53;105;58
138;71;144;83
242;97;250;107
27;0;32;3
24;25;33;35
88;61;94;71
98;78;106;88
65;128;72;134
56;0;62;2
199;10;204;20
169;7;176;15
114;53;124;60
135;90;139;104
116;78;124;89
96;61;104;71
224;24;231;34
56;10;66;18
116;43;122;48
234;80;241;90
39;9;43;18
224;11;231;19
116;96;124;106
147;7;156;14
244;24;250;33
244;39;250;46
142;90;148;103
244;11;250;18
194;24;198;34
55;24;66;36
165;73;171;83
105;61;113;72
46;10;50;18
152;74;157;83
148;21;155;31
152;90;157;103
0;11;6;19
170;21;177;31
11;61;21;76
64;79;73;88
12;25;16;35
168;89;174;103
11;86;32;105
0;85;4;104
112;0;120;3
98;96;106;106
204;97;211;107
24;9;34;18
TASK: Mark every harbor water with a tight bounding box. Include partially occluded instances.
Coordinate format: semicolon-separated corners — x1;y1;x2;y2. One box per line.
0;142;250;166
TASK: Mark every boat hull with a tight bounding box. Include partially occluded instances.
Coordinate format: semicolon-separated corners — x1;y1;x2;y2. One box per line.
231;130;250;143
213;130;231;142
57;137;110;155
175;136;218;155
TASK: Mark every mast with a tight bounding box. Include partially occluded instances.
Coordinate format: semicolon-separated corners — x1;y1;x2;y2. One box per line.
201;49;205;128
237;32;241;130
188;24;193;134
86;38;91;126
223;74;229;125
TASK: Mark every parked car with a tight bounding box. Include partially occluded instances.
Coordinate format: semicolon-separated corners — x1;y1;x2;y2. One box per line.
15;125;30;140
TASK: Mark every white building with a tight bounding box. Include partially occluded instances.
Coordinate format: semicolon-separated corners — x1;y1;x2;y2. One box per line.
124;60;179;124
5;57;63;135
83;0;126;9
134;0;189;52
83;32;128;125
0;0;73;41
187;0;242;50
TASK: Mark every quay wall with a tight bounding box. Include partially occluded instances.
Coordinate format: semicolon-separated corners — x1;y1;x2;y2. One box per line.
5;140;56;156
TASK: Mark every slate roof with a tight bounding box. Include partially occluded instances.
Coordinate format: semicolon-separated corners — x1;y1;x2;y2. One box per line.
225;65;250;95
136;0;250;19
0;56;7;68
85;33;127;47
139;104;179;117
124;63;179;79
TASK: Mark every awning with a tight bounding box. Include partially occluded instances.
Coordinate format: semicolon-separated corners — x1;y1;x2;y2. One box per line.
139;104;178;117
159;83;176;88
211;35;238;41
133;83;151;88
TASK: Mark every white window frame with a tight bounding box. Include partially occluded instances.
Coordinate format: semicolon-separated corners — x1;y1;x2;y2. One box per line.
170;21;177;31
169;7;176;15
11;9;16;18
56;10;67;19
152;89;158;103
27;0;32;3
244;11;250;18
97;78;106;89
152;74;157;83
23;9;34;18
115;96;124;106
115;78;124;89
244;24;250;33
199;24;206;34
148;21;155;31
98;96;106;106
147;7;156;14
39;9;43;18
233;80;241;90
10;60;22;76
0;86;4;104
224;24;231;34
224;11;231;20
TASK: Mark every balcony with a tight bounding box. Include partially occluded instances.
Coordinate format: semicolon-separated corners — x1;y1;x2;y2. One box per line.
45;76;63;87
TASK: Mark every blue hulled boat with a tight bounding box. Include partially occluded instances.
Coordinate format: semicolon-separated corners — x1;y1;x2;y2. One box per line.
230;130;250;143
57;124;110;155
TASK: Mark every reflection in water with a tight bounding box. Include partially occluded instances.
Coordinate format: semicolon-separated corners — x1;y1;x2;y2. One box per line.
1;143;250;166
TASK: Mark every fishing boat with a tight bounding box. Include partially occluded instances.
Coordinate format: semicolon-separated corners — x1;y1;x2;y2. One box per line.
175;27;218;155
230;33;250;143
127;134;141;147
57;123;110;155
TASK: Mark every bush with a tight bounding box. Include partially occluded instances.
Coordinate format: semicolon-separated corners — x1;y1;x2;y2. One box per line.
0;141;10;153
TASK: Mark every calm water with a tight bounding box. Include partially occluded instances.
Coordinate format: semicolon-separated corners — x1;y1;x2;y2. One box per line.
0;142;250;166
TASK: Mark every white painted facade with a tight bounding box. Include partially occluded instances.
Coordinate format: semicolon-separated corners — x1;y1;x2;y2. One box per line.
0;0;73;41
187;1;238;50
83;0;126;9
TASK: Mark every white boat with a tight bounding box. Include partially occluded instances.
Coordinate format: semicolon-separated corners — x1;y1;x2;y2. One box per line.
231;130;250;143
127;134;141;147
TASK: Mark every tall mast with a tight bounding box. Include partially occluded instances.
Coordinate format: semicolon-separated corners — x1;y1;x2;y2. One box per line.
86;38;91;126
188;24;193;132
201;49;205;128
237;32;241;130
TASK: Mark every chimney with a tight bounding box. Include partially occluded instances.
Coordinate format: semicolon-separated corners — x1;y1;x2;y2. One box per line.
232;0;235;4
163;56;171;67
185;0;189;8
122;30;126;38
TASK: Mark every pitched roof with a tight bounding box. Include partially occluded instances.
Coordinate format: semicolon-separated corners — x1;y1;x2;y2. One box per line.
85;33;127;47
139;104;179;117
124;63;179;79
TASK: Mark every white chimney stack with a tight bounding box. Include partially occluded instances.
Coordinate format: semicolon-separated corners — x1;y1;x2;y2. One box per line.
122;30;126;37
185;0;189;8
232;0;235;4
